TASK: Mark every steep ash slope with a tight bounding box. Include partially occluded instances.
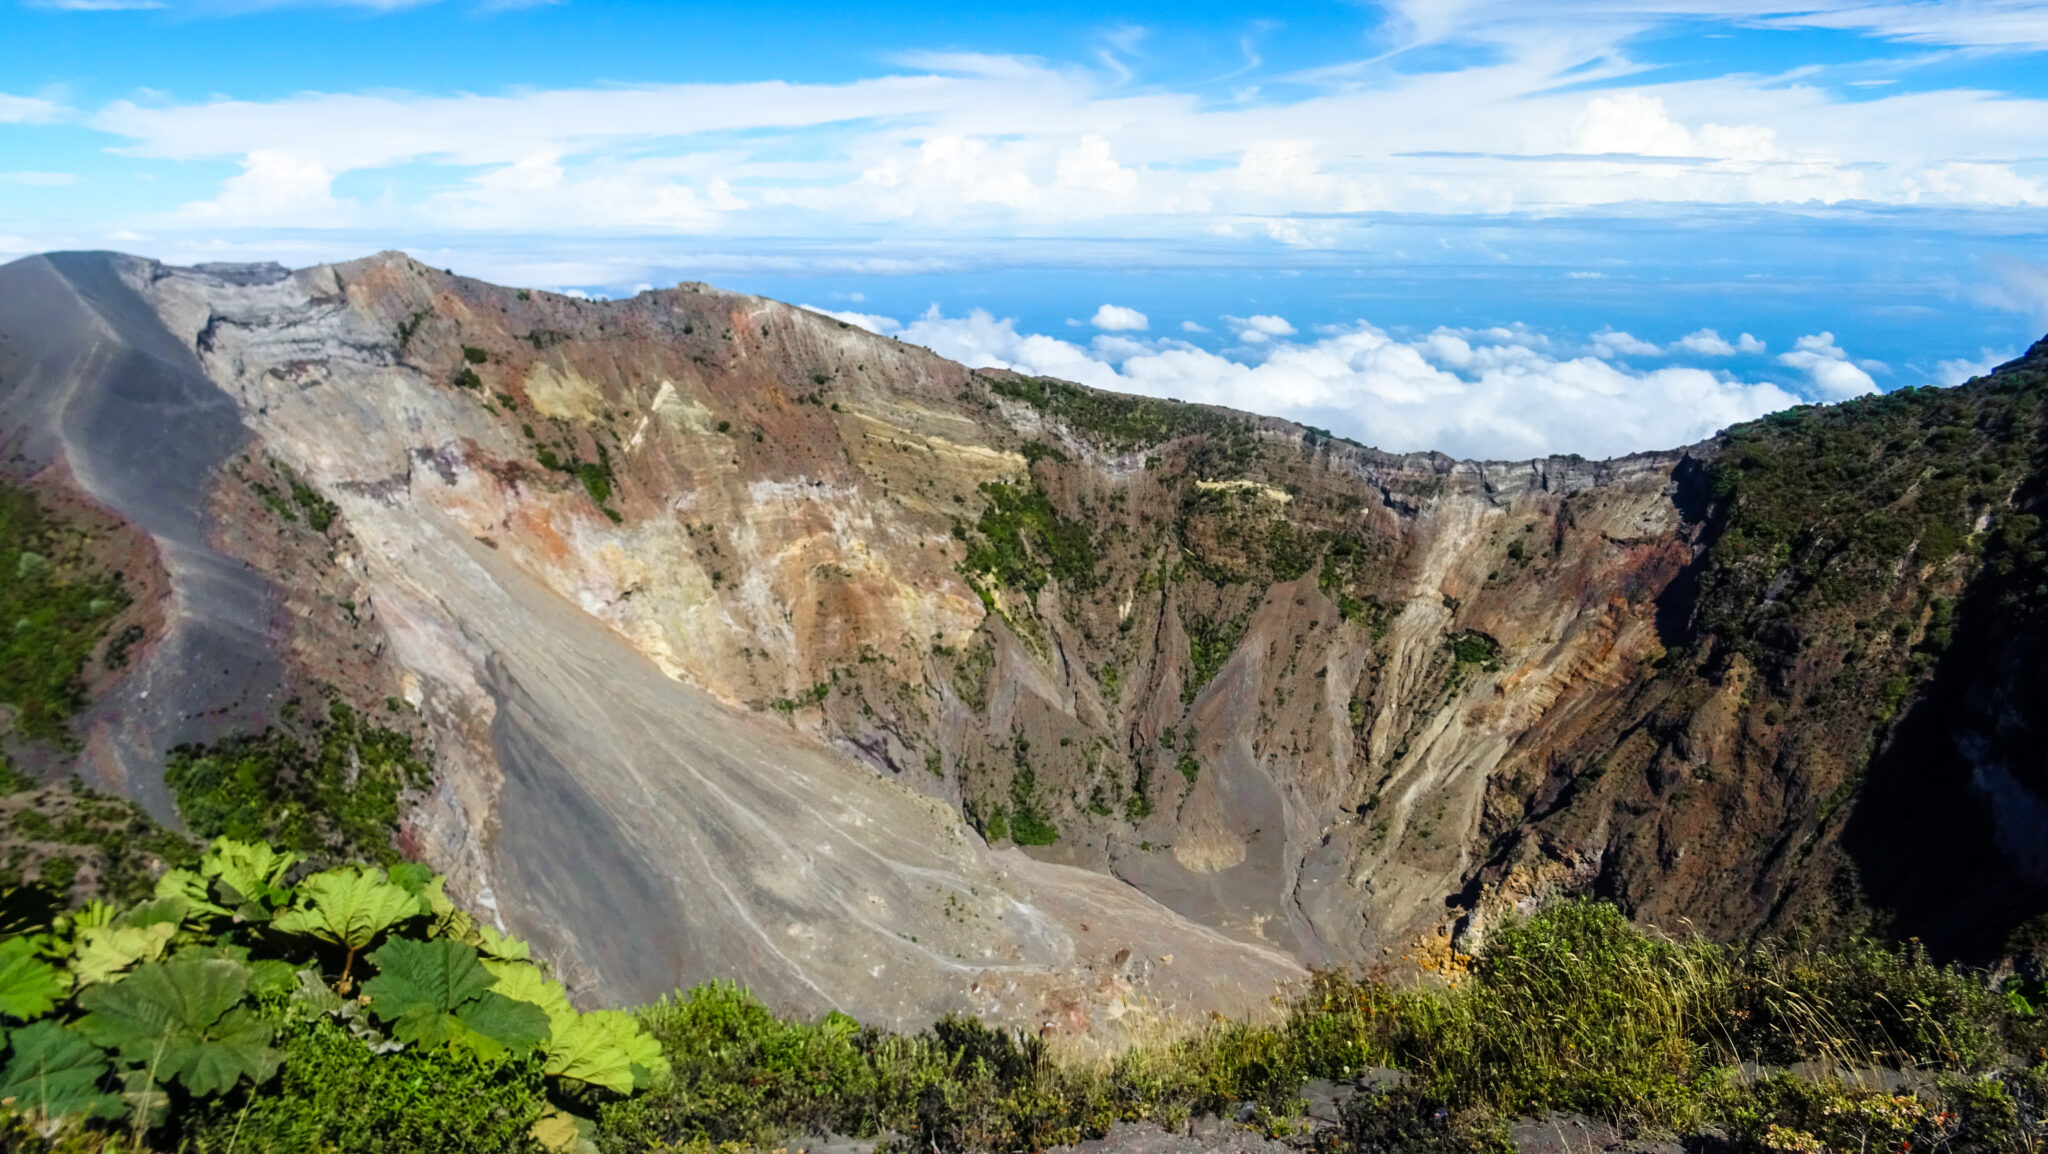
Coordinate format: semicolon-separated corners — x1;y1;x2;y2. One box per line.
0;253;290;815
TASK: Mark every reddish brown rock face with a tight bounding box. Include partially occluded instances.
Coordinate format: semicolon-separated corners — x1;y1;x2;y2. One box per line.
25;248;2041;1020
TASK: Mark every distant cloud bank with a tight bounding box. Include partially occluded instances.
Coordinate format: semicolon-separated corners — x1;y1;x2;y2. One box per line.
800;303;1879;460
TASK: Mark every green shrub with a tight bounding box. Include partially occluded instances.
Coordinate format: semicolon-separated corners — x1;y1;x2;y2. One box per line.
179;1013;549;1154
960;479;1096;596
986;375;1243;453
163;701;432;865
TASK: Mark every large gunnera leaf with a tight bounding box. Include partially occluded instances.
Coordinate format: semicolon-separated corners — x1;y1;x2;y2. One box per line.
0;936;69;1020
271;867;423;952
362;937;494;1017
201;839;299;903
477;924;532;961
0;1019;123;1122
547;1010;671;1093
450;991;551;1060
363;937;549;1060
483;958;667;1091
74;957;279;1098
70;921;176;987
390;866;480;944
482;959;574;1032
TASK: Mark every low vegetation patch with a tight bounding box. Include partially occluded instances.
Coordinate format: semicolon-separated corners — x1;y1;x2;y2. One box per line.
6;879;2042;1154
1704;382;2041;659
985;375;1243;454
594;900;2047;1154
0;482;131;744
1;766;198;907
960;479;1097;597
162;701;432;867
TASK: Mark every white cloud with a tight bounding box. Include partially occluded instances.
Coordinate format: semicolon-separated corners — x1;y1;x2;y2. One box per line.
1180;320;1210;333
799;304;902;336
1914;162;2048;207
1934;350;2011;388
1985;259;2048;329
0;93;66;124
1227;314;1297;341
1090;304;1149;331
176;150;349;224
1737;333;1767;354
1778;332;1878;399
881;306;1806;460
71;17;2048;239
1592;329;1662;358
1674;329;1736;356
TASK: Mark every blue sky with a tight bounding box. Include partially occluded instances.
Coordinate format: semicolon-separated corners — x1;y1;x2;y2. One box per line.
4;0;2047;458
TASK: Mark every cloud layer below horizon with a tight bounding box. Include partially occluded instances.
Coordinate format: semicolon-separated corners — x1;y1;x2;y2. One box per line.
802;303;1914;459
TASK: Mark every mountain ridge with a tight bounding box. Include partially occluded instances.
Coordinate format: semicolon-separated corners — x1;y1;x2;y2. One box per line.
3;248;2044;1035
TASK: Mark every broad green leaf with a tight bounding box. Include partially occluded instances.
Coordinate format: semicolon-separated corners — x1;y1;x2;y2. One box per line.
288;969;346;1019
271;867;422;951
70;921;175;986
155;869;228;919
117;896;192;932
0;1020;123;1122
547;1009;669;1093
165;1006;278;1098
383;1000;542;1061
200;839;299;904
408;874;477;942
387;1008;467;1050
387;862;437;895
364;939;548;1060
483;959;574;1034
74;957;278;1099
477;924;531;962
530;1108;590;1153
172;941;252;965
248;958;298;998
0;936;68;1020
70;900;115;933
362;937;494;1021
453;992;550;1061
